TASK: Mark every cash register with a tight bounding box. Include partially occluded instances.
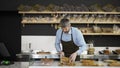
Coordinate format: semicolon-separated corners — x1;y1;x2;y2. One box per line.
0;42;14;65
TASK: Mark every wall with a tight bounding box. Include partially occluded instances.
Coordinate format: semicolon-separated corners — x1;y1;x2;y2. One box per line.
21;36;120;54
0;11;21;60
21;36;56;52
0;0;120;11
21;24;120;47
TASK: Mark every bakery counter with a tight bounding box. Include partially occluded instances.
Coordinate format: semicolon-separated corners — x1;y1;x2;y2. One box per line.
29;61;120;68
30;54;59;59
80;54;120;59
30;53;120;60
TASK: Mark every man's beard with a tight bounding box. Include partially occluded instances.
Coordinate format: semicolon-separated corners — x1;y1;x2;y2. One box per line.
63;27;71;33
64;31;69;33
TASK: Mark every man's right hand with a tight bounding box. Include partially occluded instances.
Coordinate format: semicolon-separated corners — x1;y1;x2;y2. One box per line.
59;51;64;58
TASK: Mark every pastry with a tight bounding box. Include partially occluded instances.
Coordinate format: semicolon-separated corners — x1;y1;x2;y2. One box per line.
81;59;94;63
103;47;110;55
104;60;117;63
87;48;95;55
59;57;75;66
104;50;110;55
115;49;120;54
81;60;98;66
40;58;53;66
108;63;120;66
37;51;51;54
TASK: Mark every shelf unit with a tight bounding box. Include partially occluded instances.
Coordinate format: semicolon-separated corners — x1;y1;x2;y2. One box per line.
29;53;120;59
21;22;120;24
19;11;120;14
83;33;120;35
19;11;120;35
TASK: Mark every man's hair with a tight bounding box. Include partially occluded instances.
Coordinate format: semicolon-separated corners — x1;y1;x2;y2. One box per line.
60;18;70;27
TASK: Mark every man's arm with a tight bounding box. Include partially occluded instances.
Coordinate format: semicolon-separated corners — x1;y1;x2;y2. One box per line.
69;28;87;62
55;30;65;57
76;29;87;55
55;30;62;52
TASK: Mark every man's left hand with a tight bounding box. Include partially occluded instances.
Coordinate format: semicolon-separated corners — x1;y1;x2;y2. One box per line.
69;51;77;62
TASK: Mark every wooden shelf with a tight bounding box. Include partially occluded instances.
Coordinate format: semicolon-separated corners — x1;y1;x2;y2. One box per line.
21;22;120;24
21;22;59;24
19;11;120;14
83;33;120;35
20;11;120;24
92;22;120;24
20;11;120;36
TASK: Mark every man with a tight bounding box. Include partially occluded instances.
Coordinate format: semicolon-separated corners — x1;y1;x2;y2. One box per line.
55;18;87;62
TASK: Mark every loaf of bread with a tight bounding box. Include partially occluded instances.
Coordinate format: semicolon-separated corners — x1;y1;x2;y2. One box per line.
81;60;98;66
37;52;51;54
59;57;75;66
87;48;95;55
108;63;120;66
104;60;117;63
115;49;120;54
104;50;110;55
81;59;94;63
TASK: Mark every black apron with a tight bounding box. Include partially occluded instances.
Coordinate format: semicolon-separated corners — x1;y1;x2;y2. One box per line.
61;28;80;61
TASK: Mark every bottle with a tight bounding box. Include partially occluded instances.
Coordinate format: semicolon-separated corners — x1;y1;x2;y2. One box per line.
29;43;32;53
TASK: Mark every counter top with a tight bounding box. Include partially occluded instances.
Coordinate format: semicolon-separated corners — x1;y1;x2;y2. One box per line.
0;61;119;68
30;54;120;60
29;66;120;68
29;61;120;68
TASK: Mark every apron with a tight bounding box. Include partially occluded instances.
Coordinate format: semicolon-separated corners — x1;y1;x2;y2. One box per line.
61;28;80;61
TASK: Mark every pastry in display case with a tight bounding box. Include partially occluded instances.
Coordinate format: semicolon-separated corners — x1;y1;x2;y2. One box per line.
81;59;99;66
108;62;120;66
105;60;120;66
40;57;54;66
87;43;95;55
115;49;120;54
99;47;111;55
112;49;120;55
104;60;118;63
36;51;51;54
103;47;110;55
87;48;95;55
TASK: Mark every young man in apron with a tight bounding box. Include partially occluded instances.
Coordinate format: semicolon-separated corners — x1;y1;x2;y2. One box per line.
55;18;87;62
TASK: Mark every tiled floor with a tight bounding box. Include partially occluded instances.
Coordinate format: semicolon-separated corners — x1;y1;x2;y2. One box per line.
0;62;29;68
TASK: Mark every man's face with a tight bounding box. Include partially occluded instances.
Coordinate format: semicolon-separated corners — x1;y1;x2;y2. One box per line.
62;26;70;33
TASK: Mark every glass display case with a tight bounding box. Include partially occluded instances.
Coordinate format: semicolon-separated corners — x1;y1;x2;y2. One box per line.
28;52;120;68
